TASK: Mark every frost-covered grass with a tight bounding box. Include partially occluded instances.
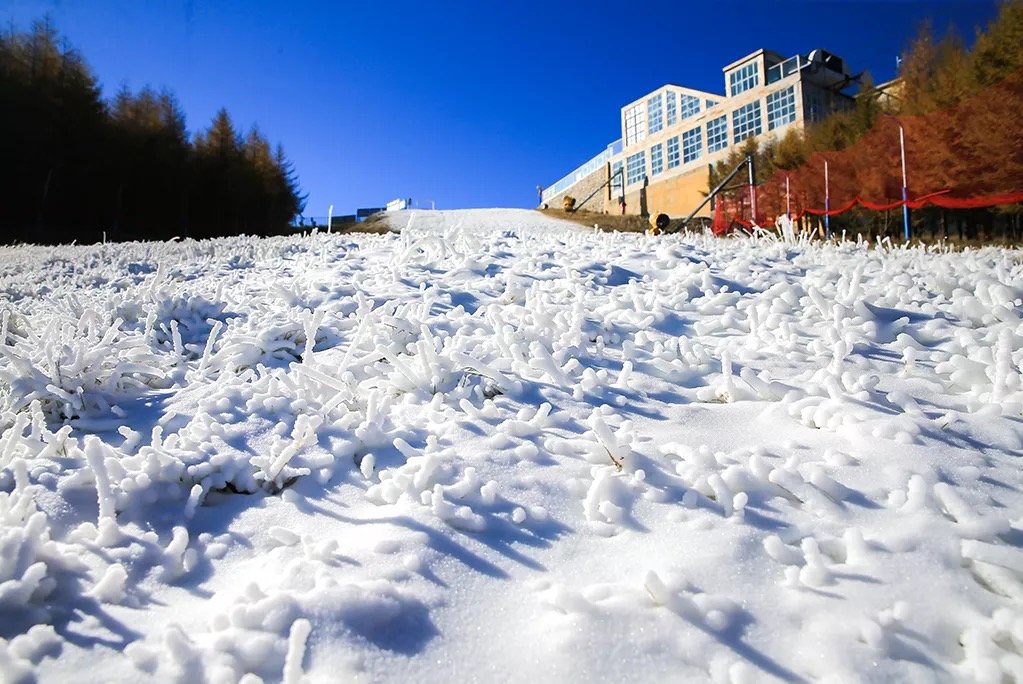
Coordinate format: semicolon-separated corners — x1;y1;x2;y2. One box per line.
2;209;1023;682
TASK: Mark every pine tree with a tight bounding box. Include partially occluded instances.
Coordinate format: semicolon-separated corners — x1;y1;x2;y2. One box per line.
194;108;241;162
273;143;305;223
930;33;976;110
108;86;190;239
0;19;107;241
972;0;1023;87
709;136;775;189
772;129;808;171
850;72;884;134
239;127;275;233
898;22;940;115
192;108;243;236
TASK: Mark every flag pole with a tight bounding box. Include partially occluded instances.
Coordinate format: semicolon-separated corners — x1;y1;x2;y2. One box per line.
899;123;910;241
785;173;791;218
824;159;831;239
747;155;757;225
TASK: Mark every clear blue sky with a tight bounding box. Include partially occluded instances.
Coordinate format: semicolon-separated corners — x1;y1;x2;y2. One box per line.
7;0;1001;217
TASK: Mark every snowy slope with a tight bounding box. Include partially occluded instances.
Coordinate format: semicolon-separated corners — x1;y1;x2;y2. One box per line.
2;208;1023;683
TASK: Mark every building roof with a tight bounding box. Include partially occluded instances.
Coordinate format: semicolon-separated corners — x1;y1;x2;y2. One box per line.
620;83;723;112
722;48;785;73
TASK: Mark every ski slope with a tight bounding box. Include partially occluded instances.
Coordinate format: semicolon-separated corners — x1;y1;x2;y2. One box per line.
2;208;1023;682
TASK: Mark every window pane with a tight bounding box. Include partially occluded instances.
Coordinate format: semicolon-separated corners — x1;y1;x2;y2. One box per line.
666;136;680;169
680;94;701;120
806;92;823;123
666;92;677;127
647;94;663;135
729;62;760;97
766;85;797;130
706;115;728;152
624;104;646;146
682;127;702;164
650;143;664;176
626;151;646;185
732;100;763;143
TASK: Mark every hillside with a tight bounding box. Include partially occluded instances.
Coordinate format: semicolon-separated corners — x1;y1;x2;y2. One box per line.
2;209;1022;682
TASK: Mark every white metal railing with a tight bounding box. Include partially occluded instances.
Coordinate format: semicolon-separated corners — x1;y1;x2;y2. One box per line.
541;139;623;203
767;54;810;84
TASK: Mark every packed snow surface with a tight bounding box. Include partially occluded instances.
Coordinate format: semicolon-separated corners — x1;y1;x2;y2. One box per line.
2;208;1023;683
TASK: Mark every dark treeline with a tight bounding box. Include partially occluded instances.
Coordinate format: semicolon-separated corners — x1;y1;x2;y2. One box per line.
0;20;305;245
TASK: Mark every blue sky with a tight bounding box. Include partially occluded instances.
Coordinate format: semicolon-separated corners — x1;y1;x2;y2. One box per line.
7;1;1001;217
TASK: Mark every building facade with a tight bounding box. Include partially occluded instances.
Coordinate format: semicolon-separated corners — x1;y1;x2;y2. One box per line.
541;48;857;220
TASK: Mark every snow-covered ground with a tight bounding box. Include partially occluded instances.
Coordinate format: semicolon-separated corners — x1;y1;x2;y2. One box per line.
2;208;1023;683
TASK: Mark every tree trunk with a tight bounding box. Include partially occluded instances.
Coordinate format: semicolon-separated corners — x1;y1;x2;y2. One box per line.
113;182;124;237
37;167;54;228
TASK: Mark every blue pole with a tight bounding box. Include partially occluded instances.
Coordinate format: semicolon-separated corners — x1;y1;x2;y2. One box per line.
900;124;910;241
824;160;831;239
902;188;910;242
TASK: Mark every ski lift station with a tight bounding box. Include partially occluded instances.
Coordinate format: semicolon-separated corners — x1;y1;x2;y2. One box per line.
540;48;859;221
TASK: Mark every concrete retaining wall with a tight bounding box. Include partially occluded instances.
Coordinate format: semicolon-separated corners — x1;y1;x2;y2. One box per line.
542;164;612;213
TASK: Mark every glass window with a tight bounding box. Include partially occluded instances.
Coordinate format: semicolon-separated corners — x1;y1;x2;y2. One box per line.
626;151;646;186
647;94;663;135
766;86;797;130
706;99;718;109
682;127;702;164
624;104;646;146
680;94;701;120
806;91;823;123
650;143;664;176
706;114;728;153
611;160;624;191
729;62;759;97
666;136;680;169
732;100;763;143
666;91;677;127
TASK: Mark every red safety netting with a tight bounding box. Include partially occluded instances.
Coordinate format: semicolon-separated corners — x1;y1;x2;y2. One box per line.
712;67;1023;235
